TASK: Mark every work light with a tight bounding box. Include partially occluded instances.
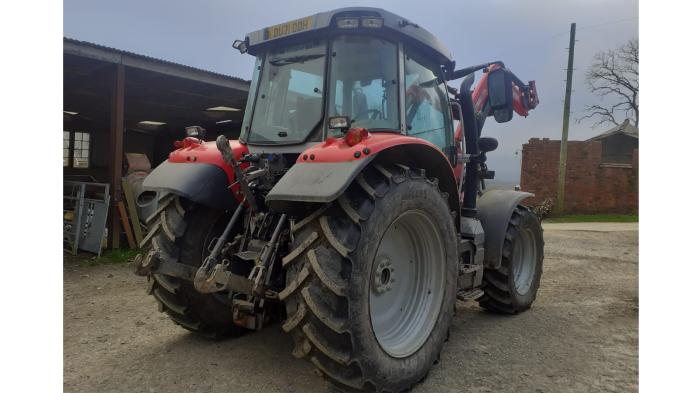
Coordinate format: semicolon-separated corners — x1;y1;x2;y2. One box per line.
328;116;350;130
336;18;360;29
361;17;384;28
232;39;248;54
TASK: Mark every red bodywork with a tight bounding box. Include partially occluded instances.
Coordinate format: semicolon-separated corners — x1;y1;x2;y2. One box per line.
168;137;250;203
169;132;450;174
297;132;450;164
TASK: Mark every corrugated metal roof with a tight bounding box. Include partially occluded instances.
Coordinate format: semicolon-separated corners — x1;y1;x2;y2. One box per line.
587;119;639;141
64;37;249;85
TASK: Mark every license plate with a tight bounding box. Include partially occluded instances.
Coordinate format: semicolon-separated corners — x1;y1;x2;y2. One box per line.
264;16;314;40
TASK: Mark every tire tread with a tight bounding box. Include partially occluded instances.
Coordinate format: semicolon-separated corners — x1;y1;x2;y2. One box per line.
282;163;455;392
478;205;544;314
141;197;242;338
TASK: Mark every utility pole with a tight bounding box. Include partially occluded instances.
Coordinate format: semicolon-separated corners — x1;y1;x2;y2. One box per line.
556;22;576;215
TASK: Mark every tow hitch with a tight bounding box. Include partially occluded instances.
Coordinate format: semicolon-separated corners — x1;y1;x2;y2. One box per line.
193;202;246;293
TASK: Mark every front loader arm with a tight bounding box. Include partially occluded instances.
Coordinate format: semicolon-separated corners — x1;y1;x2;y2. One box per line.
471;63;539;118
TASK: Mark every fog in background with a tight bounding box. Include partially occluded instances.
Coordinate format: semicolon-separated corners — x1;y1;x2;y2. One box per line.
64;0;639;184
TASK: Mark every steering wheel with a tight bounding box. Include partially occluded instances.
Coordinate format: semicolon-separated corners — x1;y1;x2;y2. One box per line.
353;109;382;121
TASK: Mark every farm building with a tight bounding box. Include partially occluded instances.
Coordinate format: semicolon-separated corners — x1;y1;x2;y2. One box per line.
520;120;639;214
63;38;249;251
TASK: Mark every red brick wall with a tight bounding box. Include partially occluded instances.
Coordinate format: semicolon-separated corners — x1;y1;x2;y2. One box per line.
520;138;638;214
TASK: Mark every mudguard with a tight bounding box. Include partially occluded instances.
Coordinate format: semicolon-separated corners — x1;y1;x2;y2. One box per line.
265;132;459;215
142;139;249;211
265;158;373;207
476;189;534;269
143;162;237;211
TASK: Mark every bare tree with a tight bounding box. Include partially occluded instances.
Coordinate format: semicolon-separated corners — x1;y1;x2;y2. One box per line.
578;38;638;128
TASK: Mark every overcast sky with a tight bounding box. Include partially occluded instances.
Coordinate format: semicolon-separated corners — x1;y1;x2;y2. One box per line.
64;0;638;183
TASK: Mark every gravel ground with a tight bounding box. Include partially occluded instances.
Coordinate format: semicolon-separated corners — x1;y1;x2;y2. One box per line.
64;224;638;393
541;222;638;232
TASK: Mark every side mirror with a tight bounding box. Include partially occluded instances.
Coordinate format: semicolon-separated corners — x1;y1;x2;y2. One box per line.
487;68;513;123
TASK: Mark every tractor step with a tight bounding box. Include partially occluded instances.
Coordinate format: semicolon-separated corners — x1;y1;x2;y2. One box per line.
458;238;472;253
457;288;484;302
458;263;484;291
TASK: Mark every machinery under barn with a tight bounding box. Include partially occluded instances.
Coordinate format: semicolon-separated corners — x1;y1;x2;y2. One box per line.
63;38;250;253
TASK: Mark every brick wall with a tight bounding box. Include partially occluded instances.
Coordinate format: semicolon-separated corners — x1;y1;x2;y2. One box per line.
520;138;638;214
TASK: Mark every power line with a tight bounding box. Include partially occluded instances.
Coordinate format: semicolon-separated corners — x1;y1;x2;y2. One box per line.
578;17;639;32
546;17;638;39
489;16;638;62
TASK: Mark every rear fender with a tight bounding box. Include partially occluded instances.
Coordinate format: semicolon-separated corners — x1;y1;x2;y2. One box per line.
476;190;534;269
266;133;460;225
143;162;236;211
142;139;249;210
371;144;460;218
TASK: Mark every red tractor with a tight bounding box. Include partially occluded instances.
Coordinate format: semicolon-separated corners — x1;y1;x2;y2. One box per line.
135;7;542;392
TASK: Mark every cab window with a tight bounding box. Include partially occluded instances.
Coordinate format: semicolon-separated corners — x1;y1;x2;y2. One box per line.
403;49;452;151
328;36;399;134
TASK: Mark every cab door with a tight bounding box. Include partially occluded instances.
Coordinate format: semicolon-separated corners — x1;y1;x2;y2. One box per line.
402;46;454;156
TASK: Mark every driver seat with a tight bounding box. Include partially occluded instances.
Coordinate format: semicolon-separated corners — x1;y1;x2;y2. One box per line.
352;89;368;119
295;96;320;137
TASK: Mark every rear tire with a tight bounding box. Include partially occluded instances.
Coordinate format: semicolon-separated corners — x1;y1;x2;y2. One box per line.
478;205;544;314
282;164;458;392
142;196;245;338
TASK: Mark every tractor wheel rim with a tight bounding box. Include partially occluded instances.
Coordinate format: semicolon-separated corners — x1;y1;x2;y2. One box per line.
512;227;537;295
369;210;446;358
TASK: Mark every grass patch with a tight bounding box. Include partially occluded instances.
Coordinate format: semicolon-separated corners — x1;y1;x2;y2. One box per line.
67;248;141;268
544;214;638;223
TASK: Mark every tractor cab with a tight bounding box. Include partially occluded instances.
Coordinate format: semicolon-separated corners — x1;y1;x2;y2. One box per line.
235;8;457;157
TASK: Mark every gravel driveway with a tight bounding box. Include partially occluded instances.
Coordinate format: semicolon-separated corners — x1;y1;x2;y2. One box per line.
64;224;638;392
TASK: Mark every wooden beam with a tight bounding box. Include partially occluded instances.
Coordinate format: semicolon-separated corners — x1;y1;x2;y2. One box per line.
109;64;125;249
64;40;250;92
117;201;137;249
169;88;248;102
121;178;144;245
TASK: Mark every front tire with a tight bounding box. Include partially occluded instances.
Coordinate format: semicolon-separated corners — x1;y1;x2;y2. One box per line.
282;164;458;392
479;205;544;314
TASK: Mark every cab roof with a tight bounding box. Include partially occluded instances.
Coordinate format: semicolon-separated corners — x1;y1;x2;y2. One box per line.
243;7;453;67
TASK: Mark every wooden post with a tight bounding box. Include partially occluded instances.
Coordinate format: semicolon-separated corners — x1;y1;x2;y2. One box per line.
117;201;137;249
109;64;125;248
121;178;143;245
555;23;576;215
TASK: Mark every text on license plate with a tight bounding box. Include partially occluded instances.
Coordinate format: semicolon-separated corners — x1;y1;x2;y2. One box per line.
265;16;314;40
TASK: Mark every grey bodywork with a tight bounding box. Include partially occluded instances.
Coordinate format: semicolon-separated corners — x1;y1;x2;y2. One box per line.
476;190;534;269
143;162;237;211
265;157;373;211
244;7;453;66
